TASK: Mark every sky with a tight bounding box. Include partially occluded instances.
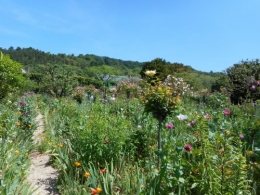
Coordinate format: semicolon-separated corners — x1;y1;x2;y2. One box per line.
1;0;260;72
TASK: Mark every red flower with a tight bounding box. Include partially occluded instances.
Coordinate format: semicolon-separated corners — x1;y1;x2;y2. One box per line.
91;189;99;194
101;168;106;173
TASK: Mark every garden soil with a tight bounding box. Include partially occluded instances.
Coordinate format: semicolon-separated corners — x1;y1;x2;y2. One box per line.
27;114;60;195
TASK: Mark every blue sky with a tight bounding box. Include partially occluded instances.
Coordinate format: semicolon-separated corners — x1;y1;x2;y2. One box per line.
1;0;260;72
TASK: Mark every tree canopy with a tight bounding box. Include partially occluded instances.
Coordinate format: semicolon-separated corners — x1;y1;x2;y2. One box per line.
0;52;24;99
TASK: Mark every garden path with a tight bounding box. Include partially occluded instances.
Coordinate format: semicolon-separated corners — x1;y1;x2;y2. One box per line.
27;113;60;195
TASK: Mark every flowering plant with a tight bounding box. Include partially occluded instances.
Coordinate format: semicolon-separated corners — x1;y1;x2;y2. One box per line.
141;82;180;121
116;81;142;99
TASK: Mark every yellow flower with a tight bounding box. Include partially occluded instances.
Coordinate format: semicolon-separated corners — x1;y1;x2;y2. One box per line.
16;121;21;126
75;162;81;167
247;151;254;155
96;188;102;192
14;150;19;155
57;143;63;147
84;172;90;178
145;70;156;77
28;124;32;128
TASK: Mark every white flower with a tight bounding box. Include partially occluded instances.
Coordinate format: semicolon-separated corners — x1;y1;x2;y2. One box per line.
177;114;188;121
137;125;142;129
145;70;156;77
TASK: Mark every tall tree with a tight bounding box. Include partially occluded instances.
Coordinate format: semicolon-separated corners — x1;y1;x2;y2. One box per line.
0;52;25;99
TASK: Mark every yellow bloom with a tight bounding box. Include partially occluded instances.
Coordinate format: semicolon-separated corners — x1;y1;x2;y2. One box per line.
145;70;156;77
75;162;81;167
96;188;102;192
28;124;32;128
16;121;21;126
84;172;90;178
247;151;254;155
14;150;19;155
57;143;63;147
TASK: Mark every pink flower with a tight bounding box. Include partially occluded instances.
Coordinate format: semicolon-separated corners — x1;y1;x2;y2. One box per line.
239;134;244;139
165;123;174;129
184;144;193;152
251;85;256;90
223;110;230;115
204;114;211;119
188;120;196;127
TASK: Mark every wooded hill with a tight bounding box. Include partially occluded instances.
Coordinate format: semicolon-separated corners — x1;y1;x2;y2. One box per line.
0;46;223;91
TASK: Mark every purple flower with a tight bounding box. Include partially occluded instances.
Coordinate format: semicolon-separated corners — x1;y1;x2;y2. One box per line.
223;110;230;115
204;114;211;119
165;123;174;129
239;134;244;139
257;81;260;86
184;144;193;152
188;120;196;127
19;101;26;106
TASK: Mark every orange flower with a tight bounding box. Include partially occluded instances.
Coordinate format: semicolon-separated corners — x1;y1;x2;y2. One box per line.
84;172;90;178
74;162;81;167
91;189;99;194
101;168;106;173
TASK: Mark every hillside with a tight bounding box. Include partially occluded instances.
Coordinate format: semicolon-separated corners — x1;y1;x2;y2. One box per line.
1;46;223;90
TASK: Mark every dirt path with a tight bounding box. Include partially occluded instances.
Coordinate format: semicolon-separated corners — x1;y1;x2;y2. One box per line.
27;114;60;195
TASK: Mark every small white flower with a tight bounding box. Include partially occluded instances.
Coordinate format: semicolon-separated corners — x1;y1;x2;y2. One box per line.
177;114;188;121
85;115;90;118
137;125;142;129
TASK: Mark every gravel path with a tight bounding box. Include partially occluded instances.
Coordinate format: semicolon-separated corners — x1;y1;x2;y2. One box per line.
27;114;60;195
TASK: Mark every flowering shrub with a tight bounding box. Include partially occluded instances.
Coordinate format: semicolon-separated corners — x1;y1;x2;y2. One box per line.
164;75;193;96
116;81;142;99
141;82;180;121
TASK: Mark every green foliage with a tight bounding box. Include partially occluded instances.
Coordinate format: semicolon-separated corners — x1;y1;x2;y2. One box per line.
140;58;171;82
32;63;78;97
0;98;36;194
0;52;25;99
225;59;260;104
1;47;143;77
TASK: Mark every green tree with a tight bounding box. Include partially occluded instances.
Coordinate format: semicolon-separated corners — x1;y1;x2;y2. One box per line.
33;63;78;97
0;52;25;99
140;58;170;82
225;59;260;104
